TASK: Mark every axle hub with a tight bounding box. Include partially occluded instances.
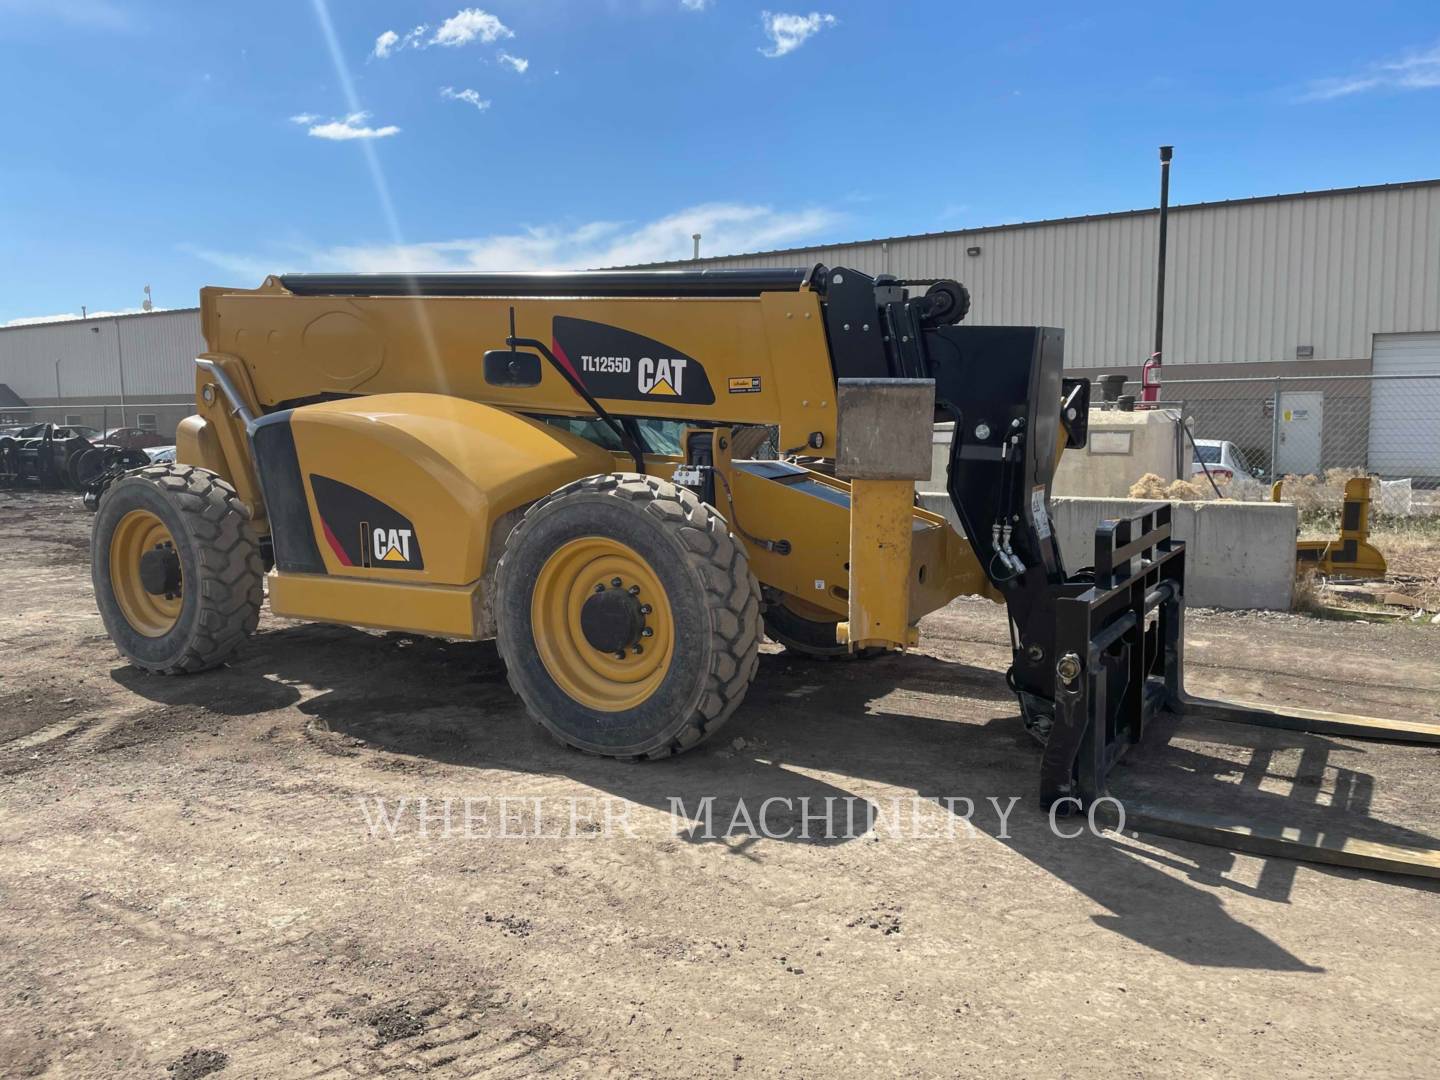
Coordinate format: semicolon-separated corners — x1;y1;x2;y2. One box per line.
579;583;645;655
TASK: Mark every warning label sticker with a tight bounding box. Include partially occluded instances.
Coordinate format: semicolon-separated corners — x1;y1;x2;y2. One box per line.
1030;485;1051;540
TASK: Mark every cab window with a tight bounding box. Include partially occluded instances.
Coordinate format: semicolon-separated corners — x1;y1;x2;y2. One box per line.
543;417;684;456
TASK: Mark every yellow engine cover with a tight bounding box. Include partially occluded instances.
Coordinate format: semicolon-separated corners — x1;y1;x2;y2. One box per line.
251;393;614;637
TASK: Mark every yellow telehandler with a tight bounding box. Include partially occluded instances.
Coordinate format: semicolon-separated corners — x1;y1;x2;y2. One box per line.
89;266;1440;876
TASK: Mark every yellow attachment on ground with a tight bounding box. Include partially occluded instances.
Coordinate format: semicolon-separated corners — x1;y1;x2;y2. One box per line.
840;478;920;651
108;509;182;637
1279;475;1388;579
531;537;674;712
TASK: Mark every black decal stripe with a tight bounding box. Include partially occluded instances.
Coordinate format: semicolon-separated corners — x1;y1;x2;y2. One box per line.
552;316;716;405
251;411;326;574
310;475;425;571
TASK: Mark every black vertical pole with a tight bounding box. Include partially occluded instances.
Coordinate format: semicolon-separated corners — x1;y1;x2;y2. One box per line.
1154;145;1173;359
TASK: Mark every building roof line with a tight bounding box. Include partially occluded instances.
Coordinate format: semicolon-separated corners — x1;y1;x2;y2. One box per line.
620;177;1440;268
0;306;200;334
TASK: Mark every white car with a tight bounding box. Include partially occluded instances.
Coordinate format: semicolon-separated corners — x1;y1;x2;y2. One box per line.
144;445;177;464
1191;439;1259;483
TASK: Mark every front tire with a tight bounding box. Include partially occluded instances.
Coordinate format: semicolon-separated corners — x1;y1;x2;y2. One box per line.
92;465;263;674
494;474;761;760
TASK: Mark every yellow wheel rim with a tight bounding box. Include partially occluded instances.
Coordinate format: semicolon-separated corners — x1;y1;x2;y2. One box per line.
109;509;183;637
531;537;674;712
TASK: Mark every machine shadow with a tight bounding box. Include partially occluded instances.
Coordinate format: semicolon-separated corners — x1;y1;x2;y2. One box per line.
113;620;1438;971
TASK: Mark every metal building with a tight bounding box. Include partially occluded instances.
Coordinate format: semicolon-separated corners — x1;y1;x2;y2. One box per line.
0;308;201;438
635;178;1440;478
639;179;1440;375
3;179;1437;475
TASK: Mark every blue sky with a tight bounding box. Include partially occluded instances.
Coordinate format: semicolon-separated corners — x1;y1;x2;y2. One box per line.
1;0;1437;323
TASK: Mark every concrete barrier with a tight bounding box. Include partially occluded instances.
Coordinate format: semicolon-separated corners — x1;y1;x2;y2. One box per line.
915;493;1298;611
1050;408;1189;498
916;491;962;533
924;412;1191;501
1051;498;1297;611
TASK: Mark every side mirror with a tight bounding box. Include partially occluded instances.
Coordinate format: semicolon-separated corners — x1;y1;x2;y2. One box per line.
483;349;542;388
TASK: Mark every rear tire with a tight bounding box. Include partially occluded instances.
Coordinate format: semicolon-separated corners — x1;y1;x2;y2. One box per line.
494;473;761;759
92;464;264;674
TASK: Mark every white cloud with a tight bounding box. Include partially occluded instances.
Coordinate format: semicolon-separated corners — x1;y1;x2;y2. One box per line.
441;87;491;112
292;111;401;140
681;0;712;10
371;10;512;61
759;11;835;58
432;8;512;47
1297;40;1440;101
498;51;529;74
187;202;841;278
371;30;399;59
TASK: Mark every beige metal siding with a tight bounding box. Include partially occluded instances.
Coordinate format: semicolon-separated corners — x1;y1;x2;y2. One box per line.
1368;331;1440;476
117;310;206;396
0;309;201;401
667;183;1440;370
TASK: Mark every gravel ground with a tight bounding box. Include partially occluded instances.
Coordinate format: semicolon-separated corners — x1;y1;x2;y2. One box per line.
2;488;1438;1079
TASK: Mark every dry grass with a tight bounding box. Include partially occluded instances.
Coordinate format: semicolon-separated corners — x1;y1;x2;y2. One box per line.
1128;472;1205;500
1291;569;1330;615
1131;466;1380;508
1275;468;1368;512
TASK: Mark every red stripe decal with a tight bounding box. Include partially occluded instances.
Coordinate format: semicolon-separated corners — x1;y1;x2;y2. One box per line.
321;520;353;566
549;336;585;383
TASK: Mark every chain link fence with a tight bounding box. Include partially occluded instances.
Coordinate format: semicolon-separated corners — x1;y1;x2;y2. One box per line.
1110;373;1440;491
0;402;185;442
7;376;1439;491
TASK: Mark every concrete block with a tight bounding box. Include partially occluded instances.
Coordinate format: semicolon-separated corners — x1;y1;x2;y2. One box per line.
921;421;956;493
917;491;962;534
1051;497;1297;611
1051;408;1188;498
836;378;935;480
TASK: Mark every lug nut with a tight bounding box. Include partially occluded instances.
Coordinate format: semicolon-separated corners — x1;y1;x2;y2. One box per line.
594;583;606;593
611;577;623;588
628;585;640;595
614;650;627;660
639;604;652;615
641;627;654;638
633;643;644;655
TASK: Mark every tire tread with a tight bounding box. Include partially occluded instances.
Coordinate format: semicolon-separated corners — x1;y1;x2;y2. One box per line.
494;473;762;760
96;464;263;674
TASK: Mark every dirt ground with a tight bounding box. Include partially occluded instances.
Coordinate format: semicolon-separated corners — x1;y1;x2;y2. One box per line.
2;488;1439;1079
